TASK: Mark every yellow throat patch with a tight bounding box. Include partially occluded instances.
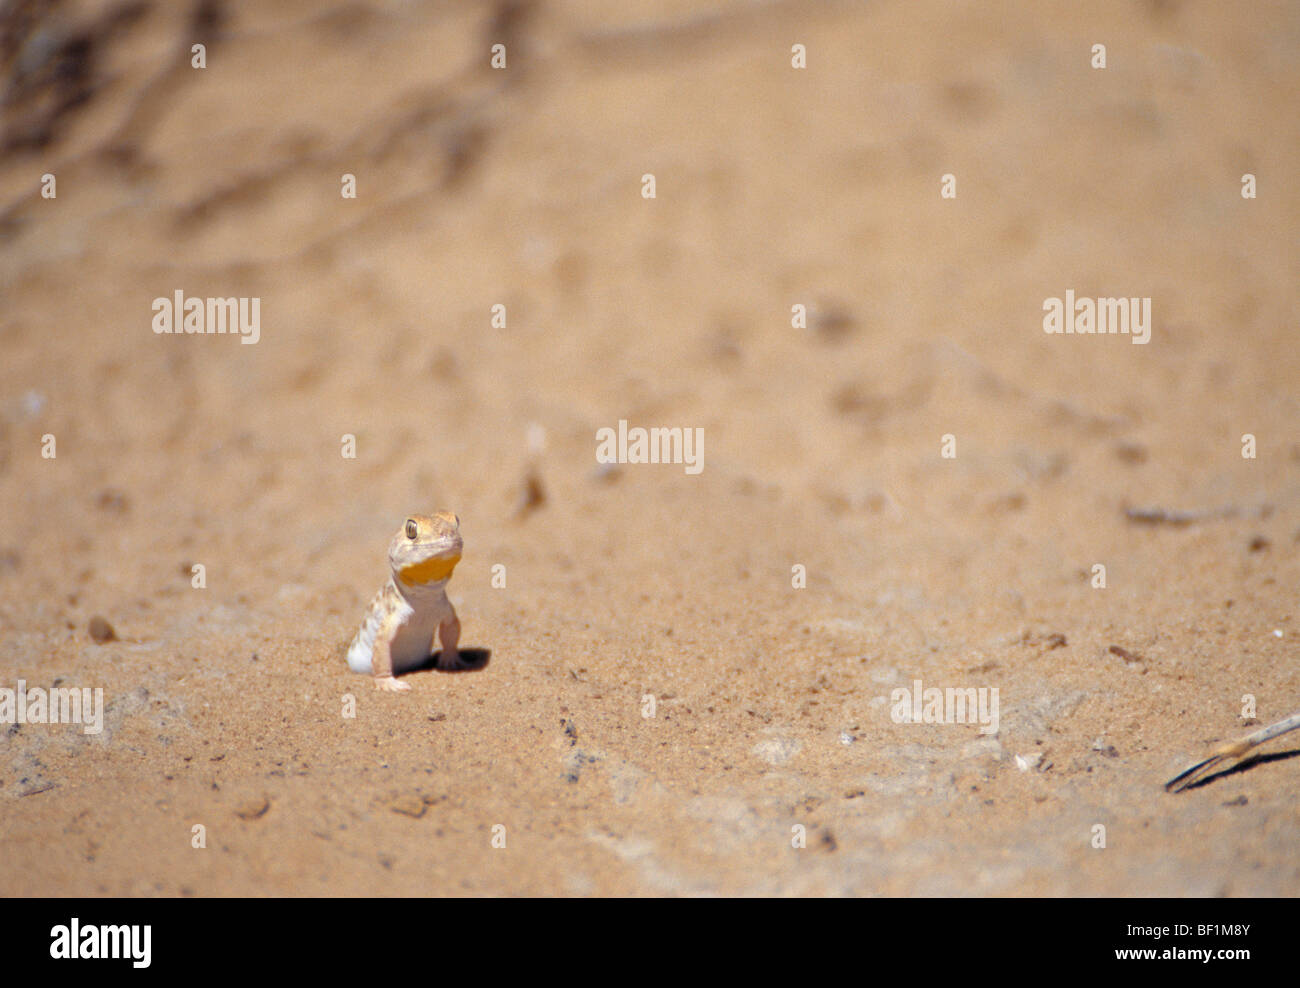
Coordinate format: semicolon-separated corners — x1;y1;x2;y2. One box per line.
399;553;460;585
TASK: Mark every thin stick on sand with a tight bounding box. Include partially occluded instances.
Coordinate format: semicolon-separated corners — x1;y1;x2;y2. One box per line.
1165;711;1300;793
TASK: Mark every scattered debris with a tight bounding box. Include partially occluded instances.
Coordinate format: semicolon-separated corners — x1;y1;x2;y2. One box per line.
1014;630;1066;650
512;424;548;517
1125;506;1200;526
1108;644;1143;669
513;467;545;517
1167;710;1300;793
1124;502;1271;526
1091;739;1119;758
561;718;578;744
388;795;427;818
1014;752;1042;772
88;615;116;643
234;796;270;820
565;749;598;783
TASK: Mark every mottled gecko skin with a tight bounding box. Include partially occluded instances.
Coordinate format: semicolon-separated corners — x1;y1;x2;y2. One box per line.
346;512;463;692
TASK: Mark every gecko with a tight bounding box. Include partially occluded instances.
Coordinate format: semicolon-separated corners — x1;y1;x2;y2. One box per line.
346;512;464;692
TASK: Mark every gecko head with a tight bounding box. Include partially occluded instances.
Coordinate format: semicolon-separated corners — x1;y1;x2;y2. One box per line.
389;511;462;586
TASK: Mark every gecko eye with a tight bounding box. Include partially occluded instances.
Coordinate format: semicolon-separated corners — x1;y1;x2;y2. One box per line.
453;514;460;527
405;519;418;540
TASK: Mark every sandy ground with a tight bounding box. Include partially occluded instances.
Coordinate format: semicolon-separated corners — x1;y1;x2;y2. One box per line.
0;0;1297;896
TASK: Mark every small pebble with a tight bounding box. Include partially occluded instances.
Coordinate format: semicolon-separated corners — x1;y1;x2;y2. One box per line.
389;796;427;818
234;797;270;820
88;616;116;643
1108;644;1143;668
514;469;546;517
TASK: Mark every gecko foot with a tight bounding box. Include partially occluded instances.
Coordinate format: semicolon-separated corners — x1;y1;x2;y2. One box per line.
374;676;411;692
435;651;465;671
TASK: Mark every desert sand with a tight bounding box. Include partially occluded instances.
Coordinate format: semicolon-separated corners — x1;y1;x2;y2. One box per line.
0;0;1297;895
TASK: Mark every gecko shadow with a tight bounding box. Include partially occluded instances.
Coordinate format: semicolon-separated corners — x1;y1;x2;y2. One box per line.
408;647;491;675
1178;747;1300;792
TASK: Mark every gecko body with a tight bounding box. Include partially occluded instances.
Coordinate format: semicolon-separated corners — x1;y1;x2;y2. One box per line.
346;512;463;692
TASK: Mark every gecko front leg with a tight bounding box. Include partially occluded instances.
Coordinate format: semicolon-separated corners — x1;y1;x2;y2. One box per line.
435;611;462;670
372;618;411;692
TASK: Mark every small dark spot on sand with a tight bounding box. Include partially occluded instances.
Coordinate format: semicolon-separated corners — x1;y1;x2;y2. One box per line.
514;468;545;517
1114;442;1148;465
810;302;856;342
88;615;116;643
235;797;270;820
1108;644;1143;667
95;488;129;513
